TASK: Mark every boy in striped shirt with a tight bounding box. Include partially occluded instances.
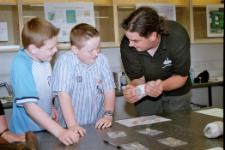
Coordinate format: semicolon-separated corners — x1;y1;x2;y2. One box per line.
52;23;116;136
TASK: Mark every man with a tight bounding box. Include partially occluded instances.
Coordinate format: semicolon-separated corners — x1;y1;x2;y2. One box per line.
120;7;191;116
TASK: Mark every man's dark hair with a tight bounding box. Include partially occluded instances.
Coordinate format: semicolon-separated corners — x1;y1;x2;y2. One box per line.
122;7;168;37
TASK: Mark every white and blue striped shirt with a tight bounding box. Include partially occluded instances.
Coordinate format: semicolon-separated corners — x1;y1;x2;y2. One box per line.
52;51;115;126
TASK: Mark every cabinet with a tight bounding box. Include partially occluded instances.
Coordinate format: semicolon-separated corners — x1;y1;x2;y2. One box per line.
0;0;115;51
0;0;224;52
19;0;115;49
0;0;16;5
0;1;20;51
115;0;190;43
190;0;223;43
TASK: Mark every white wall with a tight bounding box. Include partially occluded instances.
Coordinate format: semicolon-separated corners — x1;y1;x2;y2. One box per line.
190;44;223;77
189;44;223;107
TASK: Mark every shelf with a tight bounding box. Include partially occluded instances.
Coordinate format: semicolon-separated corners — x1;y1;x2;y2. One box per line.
22;0;112;6
93;0;112;6
56;43;70;50
117;7;135;41
0;5;20;46
0;45;20;52
0;42;118;52
190;2;223;43
191;38;223;44
95;6;115;43
115;0;189;7
192;0;222;7
22;0;43;5
7;2;115;48
0;0;223;49
57;41;118;50
0;0;16;5
117;4;190;42
22;5;44;25
100;42;118;47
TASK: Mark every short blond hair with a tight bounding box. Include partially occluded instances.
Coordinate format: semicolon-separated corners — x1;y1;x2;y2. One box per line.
22;17;59;49
70;23;99;49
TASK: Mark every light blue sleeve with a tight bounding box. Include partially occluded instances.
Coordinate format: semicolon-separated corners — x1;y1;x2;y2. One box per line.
11;56;38;106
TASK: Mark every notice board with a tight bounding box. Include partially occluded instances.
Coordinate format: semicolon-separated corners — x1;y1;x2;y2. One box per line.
44;2;95;42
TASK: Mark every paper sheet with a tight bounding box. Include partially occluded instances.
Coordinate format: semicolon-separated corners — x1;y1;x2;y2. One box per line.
195;108;223;118
116;115;171;127
44;2;95;42
206;147;223;150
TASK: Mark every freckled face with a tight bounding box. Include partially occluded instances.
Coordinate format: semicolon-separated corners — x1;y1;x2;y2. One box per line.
33;36;58;62
76;37;101;65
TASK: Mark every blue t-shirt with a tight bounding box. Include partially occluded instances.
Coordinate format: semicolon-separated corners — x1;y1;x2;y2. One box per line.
10;49;52;134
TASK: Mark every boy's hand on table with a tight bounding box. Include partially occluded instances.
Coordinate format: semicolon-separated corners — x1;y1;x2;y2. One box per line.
95;116;112;129
69;124;86;137
58;129;80;146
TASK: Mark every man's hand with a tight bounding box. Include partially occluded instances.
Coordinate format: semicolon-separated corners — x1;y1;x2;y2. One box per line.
123;84;139;103
95;116;112;129
145;79;163;97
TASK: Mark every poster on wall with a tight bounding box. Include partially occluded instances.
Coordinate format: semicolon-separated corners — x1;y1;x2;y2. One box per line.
44;2;95;42
136;3;176;21
0;22;8;41
206;4;224;37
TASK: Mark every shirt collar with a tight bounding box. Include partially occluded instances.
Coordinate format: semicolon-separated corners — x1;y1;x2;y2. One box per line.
70;51;96;69
147;37;161;56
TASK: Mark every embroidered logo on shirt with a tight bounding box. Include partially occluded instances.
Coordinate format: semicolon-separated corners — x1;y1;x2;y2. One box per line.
96;79;103;94
76;76;82;82
47;76;51;87
162;58;172;68
96;79;103;85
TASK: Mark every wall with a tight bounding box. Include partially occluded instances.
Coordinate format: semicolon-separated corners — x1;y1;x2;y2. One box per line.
190;44;223;77
0;43;223;119
189;44;223;107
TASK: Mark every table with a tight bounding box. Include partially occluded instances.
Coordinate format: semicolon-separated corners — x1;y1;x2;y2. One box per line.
192;81;223;106
35;107;223;150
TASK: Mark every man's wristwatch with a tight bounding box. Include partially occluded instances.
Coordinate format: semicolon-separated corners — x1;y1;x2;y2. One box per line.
104;111;114;117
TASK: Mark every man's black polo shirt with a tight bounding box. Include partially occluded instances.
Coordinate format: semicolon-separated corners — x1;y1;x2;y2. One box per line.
120;20;191;96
